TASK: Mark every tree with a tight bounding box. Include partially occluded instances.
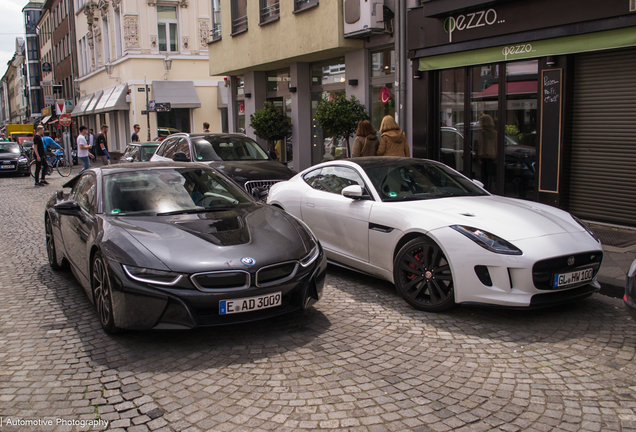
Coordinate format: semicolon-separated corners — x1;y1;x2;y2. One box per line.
314;93;369;158
249;101;290;156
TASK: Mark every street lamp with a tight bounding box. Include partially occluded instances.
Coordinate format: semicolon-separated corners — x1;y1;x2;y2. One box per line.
105;63;120;82
163;56;172;80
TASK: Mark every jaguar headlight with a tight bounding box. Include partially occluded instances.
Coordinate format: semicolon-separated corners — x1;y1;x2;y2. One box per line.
571;215;600;243
123;265;183;285
451;225;522;255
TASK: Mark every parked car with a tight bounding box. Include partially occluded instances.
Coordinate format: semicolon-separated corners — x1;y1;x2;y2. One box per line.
0;141;30;176
153;127;180;141
120;142;160;163
44;162;326;333
150;133;295;198
625;259;636;319
267;157;603;311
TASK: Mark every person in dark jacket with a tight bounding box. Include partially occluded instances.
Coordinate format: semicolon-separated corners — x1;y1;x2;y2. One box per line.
377;116;410;157
352;120;379;158
33;125;48;186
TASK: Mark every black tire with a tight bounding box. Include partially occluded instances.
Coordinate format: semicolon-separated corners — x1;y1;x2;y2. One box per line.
57;159;72;177
394;237;455;312
91;251;121;334
45;216;61;270
29;160;36;178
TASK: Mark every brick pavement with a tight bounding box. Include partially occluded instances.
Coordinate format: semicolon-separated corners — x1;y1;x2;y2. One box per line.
1;173;635;432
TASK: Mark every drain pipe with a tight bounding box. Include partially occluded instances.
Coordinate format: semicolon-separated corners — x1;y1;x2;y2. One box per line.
395;0;407;132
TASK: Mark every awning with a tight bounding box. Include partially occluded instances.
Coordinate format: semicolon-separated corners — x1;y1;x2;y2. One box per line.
71;94;94;117
40;115;51;124
474;81;538;99
84;90;103;115
152;81;201;108
94;87;116;113
102;84;129;111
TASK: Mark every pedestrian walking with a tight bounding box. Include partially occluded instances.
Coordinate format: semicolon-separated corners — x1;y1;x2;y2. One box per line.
33;125;48;186
77;125;94;174
131;124;140;142
377;116;410;157
95;124;111;165
203;122;210;132
351;120;379;158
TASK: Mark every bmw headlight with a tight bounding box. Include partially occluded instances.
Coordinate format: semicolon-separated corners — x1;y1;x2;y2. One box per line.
123;265;183;285
451;225;522;255
571;215;600;243
288;215;320;267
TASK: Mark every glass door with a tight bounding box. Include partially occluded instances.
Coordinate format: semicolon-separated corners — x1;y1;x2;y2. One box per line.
267;97;292;165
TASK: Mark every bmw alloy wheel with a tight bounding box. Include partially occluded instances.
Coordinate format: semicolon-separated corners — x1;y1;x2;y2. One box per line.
92;252;120;333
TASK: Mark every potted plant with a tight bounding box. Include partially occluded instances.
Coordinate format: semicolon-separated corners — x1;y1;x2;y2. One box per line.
249;101;291;161
314;93;369;158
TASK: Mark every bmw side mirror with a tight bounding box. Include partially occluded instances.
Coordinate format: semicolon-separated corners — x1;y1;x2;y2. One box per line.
172;152;189;162
342;185;366;200
251;186;269;201
54;200;82;216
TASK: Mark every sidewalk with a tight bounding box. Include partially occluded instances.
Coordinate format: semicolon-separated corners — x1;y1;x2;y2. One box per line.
592;224;636;298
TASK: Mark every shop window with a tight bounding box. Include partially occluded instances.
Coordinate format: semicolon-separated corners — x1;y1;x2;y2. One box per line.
294;0;318;13
371;49;395;77
471;64;499;193
260;0;279;24
267;70;290;93
439;69;465;172
311;59;345;86
157;5;178;52
231;0;248;35
211;0;221;41
157;108;191;133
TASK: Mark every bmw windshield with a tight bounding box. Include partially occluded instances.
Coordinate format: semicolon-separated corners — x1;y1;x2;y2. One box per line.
364;161;490;202
103;167;252;216
192;136;269;162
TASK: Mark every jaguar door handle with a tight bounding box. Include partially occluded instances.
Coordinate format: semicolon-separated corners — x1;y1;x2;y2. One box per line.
306;203;315;208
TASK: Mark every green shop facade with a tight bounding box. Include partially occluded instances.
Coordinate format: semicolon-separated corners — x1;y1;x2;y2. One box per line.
408;0;636;226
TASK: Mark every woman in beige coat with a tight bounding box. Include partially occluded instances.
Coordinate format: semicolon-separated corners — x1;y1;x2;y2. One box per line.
351;120;379;157
377;115;410;157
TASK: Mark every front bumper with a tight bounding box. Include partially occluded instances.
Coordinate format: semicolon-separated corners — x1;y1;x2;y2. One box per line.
104;246;327;330
430;228;604;308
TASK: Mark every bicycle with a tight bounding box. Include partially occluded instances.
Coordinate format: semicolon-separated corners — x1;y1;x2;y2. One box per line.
30;149;72;178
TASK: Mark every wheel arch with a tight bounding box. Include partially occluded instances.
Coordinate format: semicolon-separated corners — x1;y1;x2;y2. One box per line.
393;231;435;262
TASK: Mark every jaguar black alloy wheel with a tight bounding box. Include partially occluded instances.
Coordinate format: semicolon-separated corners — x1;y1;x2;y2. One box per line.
394;237;455;312
45;216;61;270
91;251;120;334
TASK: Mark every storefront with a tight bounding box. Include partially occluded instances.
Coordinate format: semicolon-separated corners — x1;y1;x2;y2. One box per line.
408;0;636;225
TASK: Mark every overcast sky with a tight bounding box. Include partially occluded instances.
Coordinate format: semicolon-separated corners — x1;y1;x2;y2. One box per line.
0;0;30;78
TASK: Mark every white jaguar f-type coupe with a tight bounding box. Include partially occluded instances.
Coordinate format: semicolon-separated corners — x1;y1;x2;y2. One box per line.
267;157;603;311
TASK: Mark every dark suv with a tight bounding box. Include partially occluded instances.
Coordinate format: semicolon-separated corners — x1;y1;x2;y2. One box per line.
150;133;294;196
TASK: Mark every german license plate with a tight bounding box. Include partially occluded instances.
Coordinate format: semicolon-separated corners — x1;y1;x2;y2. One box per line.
0;164;13;169
219;292;282;315
554;268;594;288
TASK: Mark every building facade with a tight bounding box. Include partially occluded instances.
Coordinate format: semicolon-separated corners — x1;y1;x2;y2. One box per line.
407;0;636;227
23;2;45;119
4;39;29;124
71;0;223;152
207;0;404;172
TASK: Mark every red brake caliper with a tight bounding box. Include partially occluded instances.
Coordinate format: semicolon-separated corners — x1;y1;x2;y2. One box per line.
407;251;424;280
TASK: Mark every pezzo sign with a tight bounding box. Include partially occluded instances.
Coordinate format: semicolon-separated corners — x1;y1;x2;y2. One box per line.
444;8;500;43
502;44;536;60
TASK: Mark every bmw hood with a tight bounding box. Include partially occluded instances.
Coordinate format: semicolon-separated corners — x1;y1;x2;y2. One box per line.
108;204;309;273
391;195;590;241
206;160;295;186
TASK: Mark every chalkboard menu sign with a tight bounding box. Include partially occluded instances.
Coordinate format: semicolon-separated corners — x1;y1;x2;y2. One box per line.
538;69;563;193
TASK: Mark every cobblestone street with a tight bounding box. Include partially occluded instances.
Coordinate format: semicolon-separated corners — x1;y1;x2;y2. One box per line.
1;173;636;432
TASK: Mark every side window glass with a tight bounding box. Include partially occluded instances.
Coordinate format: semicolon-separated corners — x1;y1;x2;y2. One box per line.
75;174;97;214
302;168;322;190
320;166;364;195
174;138;190;158
163;139;179;159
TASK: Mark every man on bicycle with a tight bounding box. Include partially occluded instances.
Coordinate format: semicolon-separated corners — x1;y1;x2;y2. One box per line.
42;131;61;176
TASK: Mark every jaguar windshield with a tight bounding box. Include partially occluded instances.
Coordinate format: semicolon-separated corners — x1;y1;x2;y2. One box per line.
364;161;490;202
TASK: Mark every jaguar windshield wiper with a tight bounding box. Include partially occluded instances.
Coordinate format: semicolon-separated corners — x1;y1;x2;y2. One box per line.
156;207;235;216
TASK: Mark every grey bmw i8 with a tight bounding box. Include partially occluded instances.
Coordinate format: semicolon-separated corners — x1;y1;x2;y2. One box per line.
45;162;326;333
